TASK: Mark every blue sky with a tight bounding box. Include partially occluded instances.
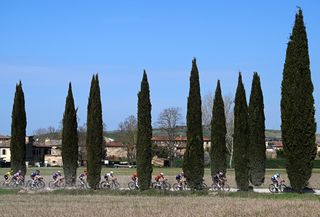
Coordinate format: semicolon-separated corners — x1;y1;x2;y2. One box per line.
0;1;320;135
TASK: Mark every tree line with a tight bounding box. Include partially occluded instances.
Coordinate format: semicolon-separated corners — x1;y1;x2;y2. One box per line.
9;9;316;192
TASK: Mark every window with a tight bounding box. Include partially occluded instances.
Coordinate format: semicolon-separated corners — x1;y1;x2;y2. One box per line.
2;149;6;155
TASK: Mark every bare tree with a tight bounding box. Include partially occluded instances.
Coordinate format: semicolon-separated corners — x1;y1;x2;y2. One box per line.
118;115;137;164
157;107;182;167
202;91;214;132
224;95;234;168
202;92;234;168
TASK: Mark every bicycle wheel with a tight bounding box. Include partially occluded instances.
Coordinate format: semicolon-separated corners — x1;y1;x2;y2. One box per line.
48;181;56;189
151;182;159;189
128;181;136;190
162;182;171;191
268;184;277;193
279;184;287;192
222;183;230;192
172;183;182;191
37;180;46;189
100;181;110;189
111;181;120;190
25;180;33;188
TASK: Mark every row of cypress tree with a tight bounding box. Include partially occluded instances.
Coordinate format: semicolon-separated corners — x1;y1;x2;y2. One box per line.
9;8;315;193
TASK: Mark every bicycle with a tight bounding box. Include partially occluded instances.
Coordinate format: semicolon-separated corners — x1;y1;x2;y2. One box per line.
211;180;230;192
269;180;286;193
100;179;120;190
49;178;65;189
26;176;46;189
151;179;171;191
1;177;13;188
172;180;188;191
11;176;25;188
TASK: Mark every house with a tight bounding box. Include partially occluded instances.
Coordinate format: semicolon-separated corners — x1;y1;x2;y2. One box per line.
151;136;211;157
0;136;11;165
105;137;127;161
42;138;63;167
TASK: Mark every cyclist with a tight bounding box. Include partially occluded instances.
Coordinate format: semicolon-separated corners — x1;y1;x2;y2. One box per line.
30;170;41;185
52;171;64;185
12;170;23;184
104;171;116;185
155;172;166;187
79;170;87;182
212;171;225;188
175;171;186;188
78;170;88;186
131;172;139;188
271;172;281;188
4;170;13;184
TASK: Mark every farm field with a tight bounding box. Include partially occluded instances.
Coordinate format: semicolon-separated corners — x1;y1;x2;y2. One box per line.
0;193;319;217
1;167;320;190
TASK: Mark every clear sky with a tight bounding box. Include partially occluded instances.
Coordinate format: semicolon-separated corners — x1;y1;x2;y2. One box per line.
0;1;320;135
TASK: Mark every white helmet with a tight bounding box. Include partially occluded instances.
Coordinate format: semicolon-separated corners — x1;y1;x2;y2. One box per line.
219;172;223;176
160;172;164;176
110;171;114;174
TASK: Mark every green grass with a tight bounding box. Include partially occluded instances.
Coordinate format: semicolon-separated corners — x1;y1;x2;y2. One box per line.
0;188;19;195
225;191;320;201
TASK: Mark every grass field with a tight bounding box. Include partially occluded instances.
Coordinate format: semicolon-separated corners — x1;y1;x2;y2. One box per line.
0;192;319;217
1;167;320;189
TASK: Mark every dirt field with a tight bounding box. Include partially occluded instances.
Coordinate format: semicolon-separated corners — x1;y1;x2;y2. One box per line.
0;194;319;217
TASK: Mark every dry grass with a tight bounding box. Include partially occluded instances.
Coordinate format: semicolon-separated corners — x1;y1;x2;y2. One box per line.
0;194;319;217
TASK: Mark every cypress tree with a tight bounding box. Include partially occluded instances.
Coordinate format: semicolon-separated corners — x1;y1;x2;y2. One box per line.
281;9;316;192
10;81;27;176
183;58;204;187
233;73;249;191
136;71;152;190
248;72;266;186
210;80;227;175
86;74;103;189
62;82;79;186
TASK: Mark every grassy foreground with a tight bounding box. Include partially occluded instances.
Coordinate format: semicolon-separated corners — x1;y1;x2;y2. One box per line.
0;192;319;217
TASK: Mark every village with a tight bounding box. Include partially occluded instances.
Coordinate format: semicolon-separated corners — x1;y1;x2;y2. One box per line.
2;134;317;168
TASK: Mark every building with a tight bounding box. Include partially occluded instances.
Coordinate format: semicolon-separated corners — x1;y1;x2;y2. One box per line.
0;136;11;165
105;137;127;161
151;136;211;157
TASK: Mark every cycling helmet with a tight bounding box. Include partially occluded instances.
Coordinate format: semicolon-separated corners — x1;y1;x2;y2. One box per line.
160;172;164;176
219;171;223;176
276;172;280;177
110;171;114;174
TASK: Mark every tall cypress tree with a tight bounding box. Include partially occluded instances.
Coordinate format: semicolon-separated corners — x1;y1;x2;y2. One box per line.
10;81;27;176
86;74;103;189
136;71;152;190
248;72;266;186
183;58;204;187
62;82;79;186
281;9;316;192
233;73;249;191
210;80;227;175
